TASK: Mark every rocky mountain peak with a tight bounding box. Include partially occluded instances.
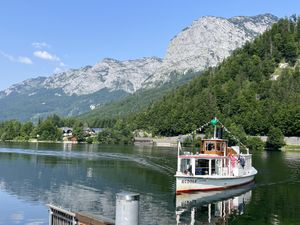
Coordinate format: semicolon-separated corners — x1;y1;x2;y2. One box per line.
229;13;278;35
142;14;278;87
43;56;163;95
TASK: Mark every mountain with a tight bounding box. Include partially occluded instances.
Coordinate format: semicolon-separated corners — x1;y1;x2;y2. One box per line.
0;57;162;121
132;17;300;137
143;14;278;87
0;14;277;121
43;57;163;95
78;70;202;124
79;14;278;122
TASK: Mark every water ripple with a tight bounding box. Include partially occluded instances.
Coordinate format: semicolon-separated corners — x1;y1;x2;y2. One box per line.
0;148;174;175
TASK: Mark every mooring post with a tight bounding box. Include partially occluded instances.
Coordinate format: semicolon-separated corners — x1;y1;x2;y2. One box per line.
115;192;139;225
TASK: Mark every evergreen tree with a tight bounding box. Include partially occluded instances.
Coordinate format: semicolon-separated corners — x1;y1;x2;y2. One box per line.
73;121;85;142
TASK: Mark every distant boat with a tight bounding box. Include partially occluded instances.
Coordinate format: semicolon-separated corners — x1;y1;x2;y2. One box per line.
175;118;257;193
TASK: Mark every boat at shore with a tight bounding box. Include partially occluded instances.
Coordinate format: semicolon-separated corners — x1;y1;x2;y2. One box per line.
175;118;257;193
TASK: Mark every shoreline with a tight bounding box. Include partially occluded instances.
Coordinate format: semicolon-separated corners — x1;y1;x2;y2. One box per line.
2;139;300;152
2;139;78;144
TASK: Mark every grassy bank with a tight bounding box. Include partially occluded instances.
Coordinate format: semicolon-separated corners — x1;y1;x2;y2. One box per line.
282;145;300;152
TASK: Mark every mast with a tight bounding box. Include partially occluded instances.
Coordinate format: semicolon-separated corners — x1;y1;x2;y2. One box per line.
177;141;182;172
211;117;218;139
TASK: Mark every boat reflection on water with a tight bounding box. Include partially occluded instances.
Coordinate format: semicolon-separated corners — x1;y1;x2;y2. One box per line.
176;183;253;225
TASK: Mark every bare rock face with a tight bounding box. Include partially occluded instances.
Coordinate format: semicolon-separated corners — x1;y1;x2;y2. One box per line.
0;77;46;98
43;57;163;95
143;14;278;87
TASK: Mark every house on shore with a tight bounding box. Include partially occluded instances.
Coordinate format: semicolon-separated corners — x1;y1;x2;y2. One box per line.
84;128;104;137
61;127;73;137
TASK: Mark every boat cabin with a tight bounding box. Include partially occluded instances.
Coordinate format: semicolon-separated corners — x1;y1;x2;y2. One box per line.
177;138;252;177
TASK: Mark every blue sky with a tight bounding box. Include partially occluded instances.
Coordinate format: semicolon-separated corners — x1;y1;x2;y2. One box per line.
0;0;299;90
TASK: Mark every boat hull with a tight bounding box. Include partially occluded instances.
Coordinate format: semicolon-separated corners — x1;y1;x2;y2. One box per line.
176;182;253;208
176;169;257;193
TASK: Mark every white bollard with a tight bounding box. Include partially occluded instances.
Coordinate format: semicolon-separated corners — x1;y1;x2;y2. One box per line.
116;192;139;225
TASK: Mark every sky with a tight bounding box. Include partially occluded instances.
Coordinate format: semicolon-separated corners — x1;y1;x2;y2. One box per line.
0;0;299;91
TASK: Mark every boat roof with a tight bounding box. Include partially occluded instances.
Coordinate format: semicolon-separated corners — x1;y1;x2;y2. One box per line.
179;153;251;159
202;138;228;141
178;154;226;159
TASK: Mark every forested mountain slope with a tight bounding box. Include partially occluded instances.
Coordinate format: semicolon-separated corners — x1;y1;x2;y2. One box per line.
78;70;201;125
131;17;300;137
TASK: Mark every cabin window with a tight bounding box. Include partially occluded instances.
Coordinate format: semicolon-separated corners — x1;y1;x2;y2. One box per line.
223;142;227;152
195;159;209;175
211;159;216;175
215;159;223;175
206;142;215;151
216;143;221;151
180;159;191;173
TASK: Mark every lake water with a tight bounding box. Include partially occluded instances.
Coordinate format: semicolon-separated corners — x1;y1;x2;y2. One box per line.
0;142;299;225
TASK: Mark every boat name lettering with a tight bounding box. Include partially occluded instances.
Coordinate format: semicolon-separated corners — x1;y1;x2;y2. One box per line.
181;179;197;184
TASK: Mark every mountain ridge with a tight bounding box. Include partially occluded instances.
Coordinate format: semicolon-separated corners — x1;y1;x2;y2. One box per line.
131;17;300;136
0;14;278;121
143;13;278;87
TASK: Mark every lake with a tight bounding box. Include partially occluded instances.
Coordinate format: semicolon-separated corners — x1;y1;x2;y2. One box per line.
0;142;299;225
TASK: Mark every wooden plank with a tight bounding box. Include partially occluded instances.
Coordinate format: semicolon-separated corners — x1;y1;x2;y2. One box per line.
76;212;115;225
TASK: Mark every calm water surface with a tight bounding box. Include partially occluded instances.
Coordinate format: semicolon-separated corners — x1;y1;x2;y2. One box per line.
0;142;299;225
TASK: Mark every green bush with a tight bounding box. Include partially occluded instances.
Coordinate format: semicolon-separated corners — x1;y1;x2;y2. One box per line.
246;136;265;151
97;128;133;144
86;137;94;144
266;127;285;150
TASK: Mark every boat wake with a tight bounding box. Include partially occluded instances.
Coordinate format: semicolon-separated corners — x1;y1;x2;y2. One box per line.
0;148;174;175
254;179;300;188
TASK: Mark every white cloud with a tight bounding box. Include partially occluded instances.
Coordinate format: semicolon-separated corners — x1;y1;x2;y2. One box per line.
53;66;68;73
33;50;67;73
32;42;50;49
0;51;33;64
25;220;45;225
18;56;33;64
32;45;68;73
59;62;66;67
53;67;62;73
33;50;60;61
0;51;14;61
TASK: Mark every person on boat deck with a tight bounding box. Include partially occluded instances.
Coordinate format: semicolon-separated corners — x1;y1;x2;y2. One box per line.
238;155;246;169
187;164;193;175
229;153;238;168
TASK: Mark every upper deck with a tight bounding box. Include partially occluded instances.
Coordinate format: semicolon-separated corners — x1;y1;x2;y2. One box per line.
201;139;227;155
199;138;239;156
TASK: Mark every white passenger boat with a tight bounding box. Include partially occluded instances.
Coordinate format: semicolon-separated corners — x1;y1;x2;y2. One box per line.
175;118;257;193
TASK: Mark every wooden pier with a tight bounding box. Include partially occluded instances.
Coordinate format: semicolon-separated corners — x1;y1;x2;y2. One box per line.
48;204;115;225
48;192;139;225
